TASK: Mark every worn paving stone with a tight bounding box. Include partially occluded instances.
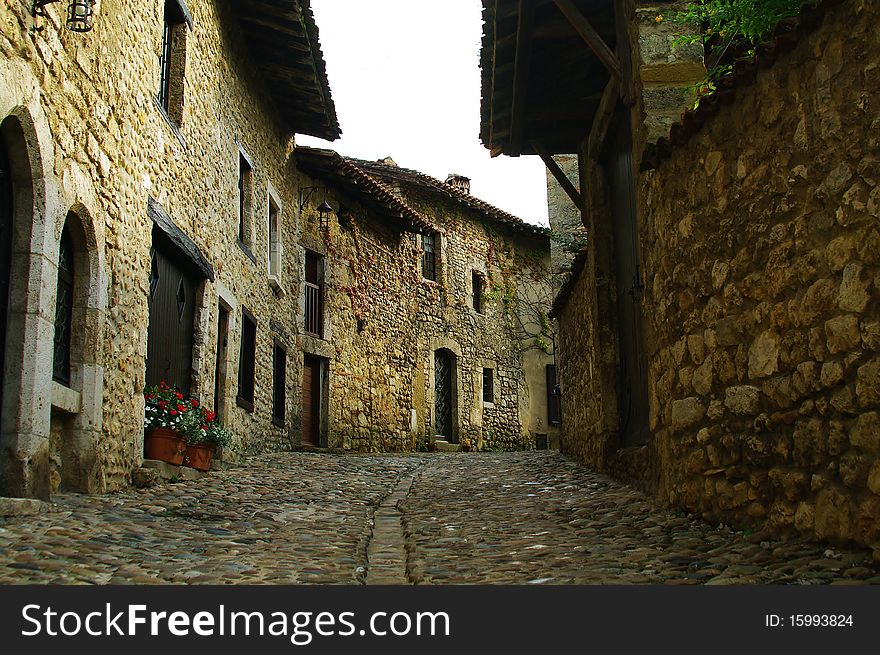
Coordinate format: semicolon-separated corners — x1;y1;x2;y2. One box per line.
401;452;880;585
0;453;421;585
0;451;877;585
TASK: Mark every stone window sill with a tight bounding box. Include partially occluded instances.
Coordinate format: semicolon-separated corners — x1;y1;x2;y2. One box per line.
152;96;186;149
51;381;81;415
237;239;257;265
482;401;495;409
268;274;285;296
236;395;254;413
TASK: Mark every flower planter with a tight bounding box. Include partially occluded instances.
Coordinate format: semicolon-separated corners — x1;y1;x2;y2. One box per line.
144;427;186;466
184;443;213;472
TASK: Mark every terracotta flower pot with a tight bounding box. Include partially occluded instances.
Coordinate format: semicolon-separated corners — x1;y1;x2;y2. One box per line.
184;443;213;472
144;427;186;466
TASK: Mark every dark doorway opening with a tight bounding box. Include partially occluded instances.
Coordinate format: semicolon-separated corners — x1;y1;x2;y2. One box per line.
0;139;12;422
214;303;229;420
434;349;456;442
302;354;324;447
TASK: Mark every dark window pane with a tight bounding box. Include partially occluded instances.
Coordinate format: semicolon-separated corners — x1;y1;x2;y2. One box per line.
472;271;482;312
273;345;286;425
237;309;256;409
158;19;172;110
482;368;493;403
52;226;75;385
422;233;436;281
238;154;251;243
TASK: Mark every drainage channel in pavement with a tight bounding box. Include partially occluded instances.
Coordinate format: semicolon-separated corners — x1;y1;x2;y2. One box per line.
365;468;420;585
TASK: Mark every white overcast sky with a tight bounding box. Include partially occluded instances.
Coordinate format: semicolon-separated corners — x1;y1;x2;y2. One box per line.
296;0;550;226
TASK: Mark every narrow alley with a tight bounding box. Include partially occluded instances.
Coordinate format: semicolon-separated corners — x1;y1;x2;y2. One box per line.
1;452;877;585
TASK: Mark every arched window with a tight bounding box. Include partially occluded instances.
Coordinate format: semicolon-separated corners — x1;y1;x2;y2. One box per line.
52;224;74;385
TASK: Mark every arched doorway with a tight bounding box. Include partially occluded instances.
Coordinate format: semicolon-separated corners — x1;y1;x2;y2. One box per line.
434;348;456;442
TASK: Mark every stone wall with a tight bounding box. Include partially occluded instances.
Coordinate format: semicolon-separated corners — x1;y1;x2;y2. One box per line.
556;0;880;553
0;0;312;495
297;167;557;452
546;155;583;281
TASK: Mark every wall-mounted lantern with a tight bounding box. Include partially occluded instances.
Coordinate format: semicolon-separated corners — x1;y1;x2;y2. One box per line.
317;200;333;232
299;186;333;232
33;0;96;33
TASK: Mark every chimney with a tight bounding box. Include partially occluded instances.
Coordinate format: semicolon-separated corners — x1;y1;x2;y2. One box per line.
445;173;470;194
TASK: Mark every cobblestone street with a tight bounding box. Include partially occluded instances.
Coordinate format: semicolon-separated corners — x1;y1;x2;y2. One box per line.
1;452;878;585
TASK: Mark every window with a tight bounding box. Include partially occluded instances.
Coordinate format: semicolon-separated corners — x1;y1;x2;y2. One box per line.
272;343;287;426
422;232;437;281
268;192;281;281
157;0;188;125
547;365;561;426
482;368;494;404
238;153;253;247
53;225;75;386
237;308;256;411
472;271;483;313
304;251;324;338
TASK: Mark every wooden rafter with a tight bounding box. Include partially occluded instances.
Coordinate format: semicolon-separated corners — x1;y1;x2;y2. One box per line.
509;0;537;154
587;77;621;162
533;142;585;213
614;0;636;106
551;0;620;81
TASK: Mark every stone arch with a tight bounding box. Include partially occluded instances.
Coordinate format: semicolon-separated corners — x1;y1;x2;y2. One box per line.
0;106;57;499
48;205;105;493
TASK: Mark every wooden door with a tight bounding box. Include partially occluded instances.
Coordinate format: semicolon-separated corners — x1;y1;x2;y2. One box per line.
146;245;198;396
0;140;12;417
606;112;650;446
434;349;454;440
302;355;321;446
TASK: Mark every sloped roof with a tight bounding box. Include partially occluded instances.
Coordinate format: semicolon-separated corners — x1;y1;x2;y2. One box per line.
295;148;433;233
480;0;617;156
351;158;550;238
233;0;340;140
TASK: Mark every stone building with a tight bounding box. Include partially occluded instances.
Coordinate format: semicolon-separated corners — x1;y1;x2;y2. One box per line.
0;0;339;498
294;149;559;452
481;0;880;553
0;0;556;501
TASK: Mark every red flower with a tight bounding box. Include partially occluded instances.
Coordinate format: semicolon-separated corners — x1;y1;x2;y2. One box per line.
191;399;199;408
158;400;167;409
177;404;186;412
175;392;183;400
206;411;217;422
169;410;178;416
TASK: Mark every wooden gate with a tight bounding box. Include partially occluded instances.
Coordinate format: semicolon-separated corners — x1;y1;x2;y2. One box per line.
0;140;12;417
146;244;198;396
606;112;650;446
434;349;454;441
302;355;321;446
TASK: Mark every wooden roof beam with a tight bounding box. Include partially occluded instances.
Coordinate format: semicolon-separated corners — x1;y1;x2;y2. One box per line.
533;141;585;213
552;0;620;81
509;0;538;155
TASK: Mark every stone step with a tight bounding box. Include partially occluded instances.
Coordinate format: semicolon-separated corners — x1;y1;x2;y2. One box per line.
433;440;462;453
139;459;208;483
0;497;55;517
